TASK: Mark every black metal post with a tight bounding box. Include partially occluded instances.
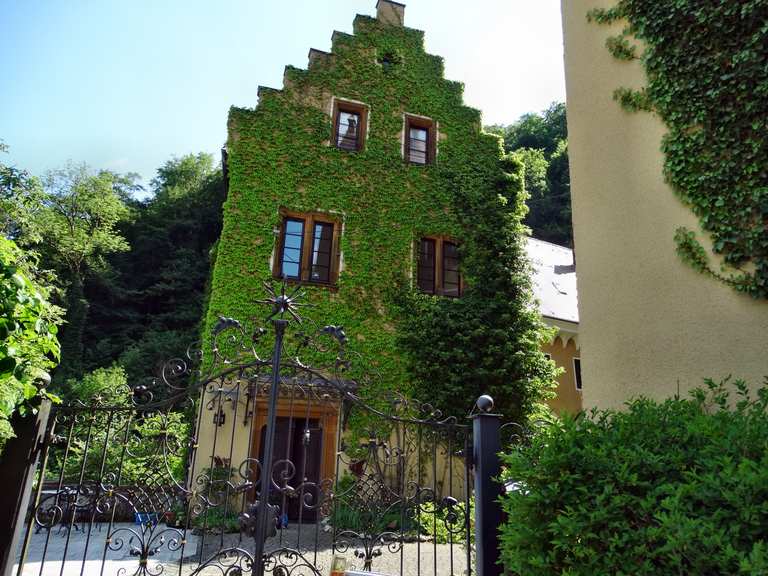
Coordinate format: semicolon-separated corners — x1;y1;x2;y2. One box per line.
253;318;287;576
0;400;51;576
472;395;502;576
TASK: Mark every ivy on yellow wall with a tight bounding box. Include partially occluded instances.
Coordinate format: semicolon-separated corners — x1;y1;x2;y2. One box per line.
590;2;768;298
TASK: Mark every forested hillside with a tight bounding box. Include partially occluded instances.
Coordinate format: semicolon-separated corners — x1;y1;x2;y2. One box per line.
1;144;225;394
82;154;225;385
487;102;572;246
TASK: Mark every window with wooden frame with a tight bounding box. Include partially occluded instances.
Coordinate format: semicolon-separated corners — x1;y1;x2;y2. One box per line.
405;115;436;165
416;237;461;296
274;210;340;285
332;99;368;152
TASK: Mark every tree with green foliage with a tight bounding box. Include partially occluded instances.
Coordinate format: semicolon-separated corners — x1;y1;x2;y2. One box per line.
499;378;768;575
27;163;132;386
487;102;572;246
1;142;45;244
524;139;571;246
493;102;568;156
0;237;62;448
82;153;225;386
57;365;189;485
2;145;224;393
512;148;548;205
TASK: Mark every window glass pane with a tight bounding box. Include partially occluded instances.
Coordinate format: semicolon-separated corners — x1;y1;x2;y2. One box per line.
285;220;303;235
337;110;361;151
280;218;304;279
417;238;436;293
443;270;460;289
311;222;334;282
443;241;459;265
408;126;428;165
442;241;460;296
283;232;302;250
281;257;300;279
410;127;428;141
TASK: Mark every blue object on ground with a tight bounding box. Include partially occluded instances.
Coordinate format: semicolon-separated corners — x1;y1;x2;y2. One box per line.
134;512;159;525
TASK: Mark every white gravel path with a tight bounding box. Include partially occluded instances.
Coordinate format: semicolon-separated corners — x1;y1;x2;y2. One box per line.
15;523;471;576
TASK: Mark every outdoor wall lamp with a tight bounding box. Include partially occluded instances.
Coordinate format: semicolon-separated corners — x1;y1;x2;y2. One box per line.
213;407;226;427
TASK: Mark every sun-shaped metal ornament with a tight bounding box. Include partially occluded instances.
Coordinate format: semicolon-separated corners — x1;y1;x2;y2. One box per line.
256;279;310;323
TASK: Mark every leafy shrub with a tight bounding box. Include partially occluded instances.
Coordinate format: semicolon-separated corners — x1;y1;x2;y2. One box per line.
329;473;412;533
0;237;61;450
499;378;768;575
197;464;238;506
329;473;375;531
417;498;473;545
192;507;240;534
54;366;189;486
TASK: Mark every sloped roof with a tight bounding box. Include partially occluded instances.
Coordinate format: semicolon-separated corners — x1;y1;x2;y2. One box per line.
525;237;579;324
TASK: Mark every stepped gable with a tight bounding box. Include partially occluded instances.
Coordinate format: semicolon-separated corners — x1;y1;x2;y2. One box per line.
244;0;480;127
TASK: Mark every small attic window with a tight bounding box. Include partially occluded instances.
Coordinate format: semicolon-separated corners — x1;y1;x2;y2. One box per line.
332;99;368;152
405;115;436;165
377;49;402;72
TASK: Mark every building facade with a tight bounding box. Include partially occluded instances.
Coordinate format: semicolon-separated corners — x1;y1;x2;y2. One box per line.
196;1;583;483
528;237;581;414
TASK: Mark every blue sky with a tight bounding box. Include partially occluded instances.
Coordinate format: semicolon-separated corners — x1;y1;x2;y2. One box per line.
0;0;565;188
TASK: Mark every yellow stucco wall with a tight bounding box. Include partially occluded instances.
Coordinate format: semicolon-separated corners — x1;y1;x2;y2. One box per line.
192;391;253;490
543;336;582;415
561;0;768;409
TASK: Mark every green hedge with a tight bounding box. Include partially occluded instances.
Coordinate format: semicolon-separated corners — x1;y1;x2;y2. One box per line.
499;378;768;575
416;497;473;546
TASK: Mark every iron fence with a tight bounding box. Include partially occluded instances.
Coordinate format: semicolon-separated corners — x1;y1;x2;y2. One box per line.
2;282;504;576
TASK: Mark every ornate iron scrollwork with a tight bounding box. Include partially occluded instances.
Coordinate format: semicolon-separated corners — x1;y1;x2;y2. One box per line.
18;280;476;576
239;500;280;542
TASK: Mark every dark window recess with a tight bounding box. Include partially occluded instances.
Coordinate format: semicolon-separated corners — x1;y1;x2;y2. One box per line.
574;358;582;391
336;111;360;151
377;49;401;72
417;238;436;293
442;241;460;297
310;222;334;283
416;237;461;296
280;218;305;280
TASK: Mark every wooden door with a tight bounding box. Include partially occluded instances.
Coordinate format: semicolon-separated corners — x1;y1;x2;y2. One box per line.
258;417;323;521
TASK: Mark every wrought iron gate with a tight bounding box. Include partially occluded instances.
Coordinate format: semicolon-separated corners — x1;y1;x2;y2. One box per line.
6;283;504;576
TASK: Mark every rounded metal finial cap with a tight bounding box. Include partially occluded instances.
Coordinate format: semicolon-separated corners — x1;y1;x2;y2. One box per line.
476;395;494;413
36;371;52;387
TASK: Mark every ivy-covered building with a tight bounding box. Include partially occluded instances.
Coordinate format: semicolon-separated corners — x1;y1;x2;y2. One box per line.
197;1;573;481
